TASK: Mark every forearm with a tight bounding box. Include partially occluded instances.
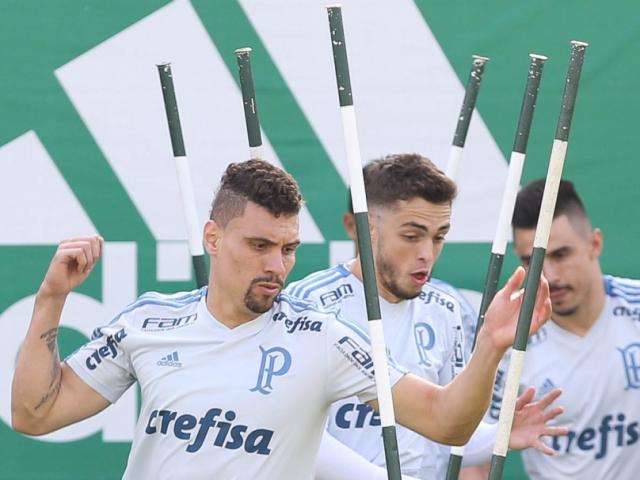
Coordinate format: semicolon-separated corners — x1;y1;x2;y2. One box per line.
435;333;503;442
11;291;66;427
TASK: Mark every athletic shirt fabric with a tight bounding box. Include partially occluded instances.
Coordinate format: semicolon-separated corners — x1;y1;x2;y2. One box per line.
285;263;465;479
65;287;405;479
515;276;640;479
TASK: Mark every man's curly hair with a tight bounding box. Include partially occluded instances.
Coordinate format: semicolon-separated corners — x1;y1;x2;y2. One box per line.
348;153;457;212
210;160;302;226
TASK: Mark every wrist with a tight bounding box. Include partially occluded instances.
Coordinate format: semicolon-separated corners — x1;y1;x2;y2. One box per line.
37;284;69;303
473;330;504;367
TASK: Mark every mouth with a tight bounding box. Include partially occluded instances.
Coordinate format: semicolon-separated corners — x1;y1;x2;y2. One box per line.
550;286;571;302
410;271;429;287
255;282;282;296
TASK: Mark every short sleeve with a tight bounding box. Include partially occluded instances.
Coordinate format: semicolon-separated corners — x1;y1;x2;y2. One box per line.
65;315;136;403
325;312;406;404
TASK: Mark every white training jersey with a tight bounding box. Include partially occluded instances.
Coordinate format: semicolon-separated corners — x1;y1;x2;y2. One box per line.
429;277;478;361
286;263;465;479
66;287;405;479
516;276;640;479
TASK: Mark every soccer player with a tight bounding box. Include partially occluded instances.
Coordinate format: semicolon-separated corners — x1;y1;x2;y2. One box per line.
288;154;565;479
11;160;551;479
508;179;640;479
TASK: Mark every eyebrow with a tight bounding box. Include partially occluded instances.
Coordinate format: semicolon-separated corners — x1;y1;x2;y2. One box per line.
246;237;301;248
399;222;451;232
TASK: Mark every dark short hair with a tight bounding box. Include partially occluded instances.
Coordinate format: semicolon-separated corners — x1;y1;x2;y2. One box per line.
512;179;588;229
210;160;302;226
348;153;457;212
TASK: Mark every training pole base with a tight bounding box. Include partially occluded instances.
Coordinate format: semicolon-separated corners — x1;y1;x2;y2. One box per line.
488;454;506;480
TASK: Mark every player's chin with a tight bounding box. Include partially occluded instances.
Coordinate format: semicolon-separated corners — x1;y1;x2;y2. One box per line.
245;291;279;314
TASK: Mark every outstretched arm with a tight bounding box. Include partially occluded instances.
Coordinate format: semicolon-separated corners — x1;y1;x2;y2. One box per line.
371;267;551;445
12;236;111;435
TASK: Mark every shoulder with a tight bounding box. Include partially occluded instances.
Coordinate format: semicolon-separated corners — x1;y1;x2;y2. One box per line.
605;275;640;303
285;264;353;307
603;275;640;322
275;291;371;342
94;287;206;338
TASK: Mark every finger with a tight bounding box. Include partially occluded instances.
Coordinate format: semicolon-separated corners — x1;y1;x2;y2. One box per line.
502;266;526;296
515;386;536;411
544;425;570;436
534;440;557;456
80;243;94;272
542;406;564;422
89;235;101;260
537;388;563;410
534;274;550;315
58;247;88;273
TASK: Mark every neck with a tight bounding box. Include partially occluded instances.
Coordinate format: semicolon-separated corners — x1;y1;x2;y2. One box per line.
553;274;606;337
349;256;401;304
206;278;259;329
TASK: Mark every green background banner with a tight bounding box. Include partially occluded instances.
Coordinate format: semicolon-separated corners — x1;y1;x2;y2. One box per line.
1;1;637;478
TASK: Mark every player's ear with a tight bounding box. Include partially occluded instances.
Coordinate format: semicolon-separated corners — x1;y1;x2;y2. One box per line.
342;212;356;241
203;219;223;256
590;227;603;259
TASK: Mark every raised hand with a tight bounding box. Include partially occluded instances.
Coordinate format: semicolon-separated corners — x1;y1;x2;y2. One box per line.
39;235;104;298
480;266;552;352
509;387;568;454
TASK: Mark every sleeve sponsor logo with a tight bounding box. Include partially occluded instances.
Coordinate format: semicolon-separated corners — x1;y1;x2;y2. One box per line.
319;283;354;307
85;328;127;370
144;407;273;455
142;314;197;331
335;336;374;380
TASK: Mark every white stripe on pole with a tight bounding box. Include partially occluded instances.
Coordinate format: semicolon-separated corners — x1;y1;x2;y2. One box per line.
249;145;263;160
491;151;526;255
446;145;464;180
339;105;368;214
368;319;397;426
533;139;568;248
492;349;526;456
174;155;204;256
450;445;465;456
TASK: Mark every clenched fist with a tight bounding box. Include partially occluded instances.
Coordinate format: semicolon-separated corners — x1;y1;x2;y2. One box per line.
39;236;104;298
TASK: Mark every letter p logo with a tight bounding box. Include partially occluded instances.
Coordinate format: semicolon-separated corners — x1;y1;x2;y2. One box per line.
251;346;292;395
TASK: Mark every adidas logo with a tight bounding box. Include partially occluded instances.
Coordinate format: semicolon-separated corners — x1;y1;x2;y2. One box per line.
157;351;182;368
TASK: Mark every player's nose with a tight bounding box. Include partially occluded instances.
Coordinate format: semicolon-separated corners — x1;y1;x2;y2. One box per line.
263;250;286;277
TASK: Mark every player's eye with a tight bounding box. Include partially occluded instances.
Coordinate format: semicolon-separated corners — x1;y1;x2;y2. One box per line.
402;234;418;242
283;245;298;256
434;235;446;243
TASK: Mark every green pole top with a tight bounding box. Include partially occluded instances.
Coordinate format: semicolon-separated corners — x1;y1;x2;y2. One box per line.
555;40;588;142
234;46;262;149
156;63;186;157
512;53;547;153
326;5;353;107
452;54;490;147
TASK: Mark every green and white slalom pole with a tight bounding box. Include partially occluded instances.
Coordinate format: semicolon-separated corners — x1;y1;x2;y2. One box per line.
488;41;588;480
444;53;547;480
445;55;490;180
157;63;209;289
235;47;263;160
326;5;402;480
